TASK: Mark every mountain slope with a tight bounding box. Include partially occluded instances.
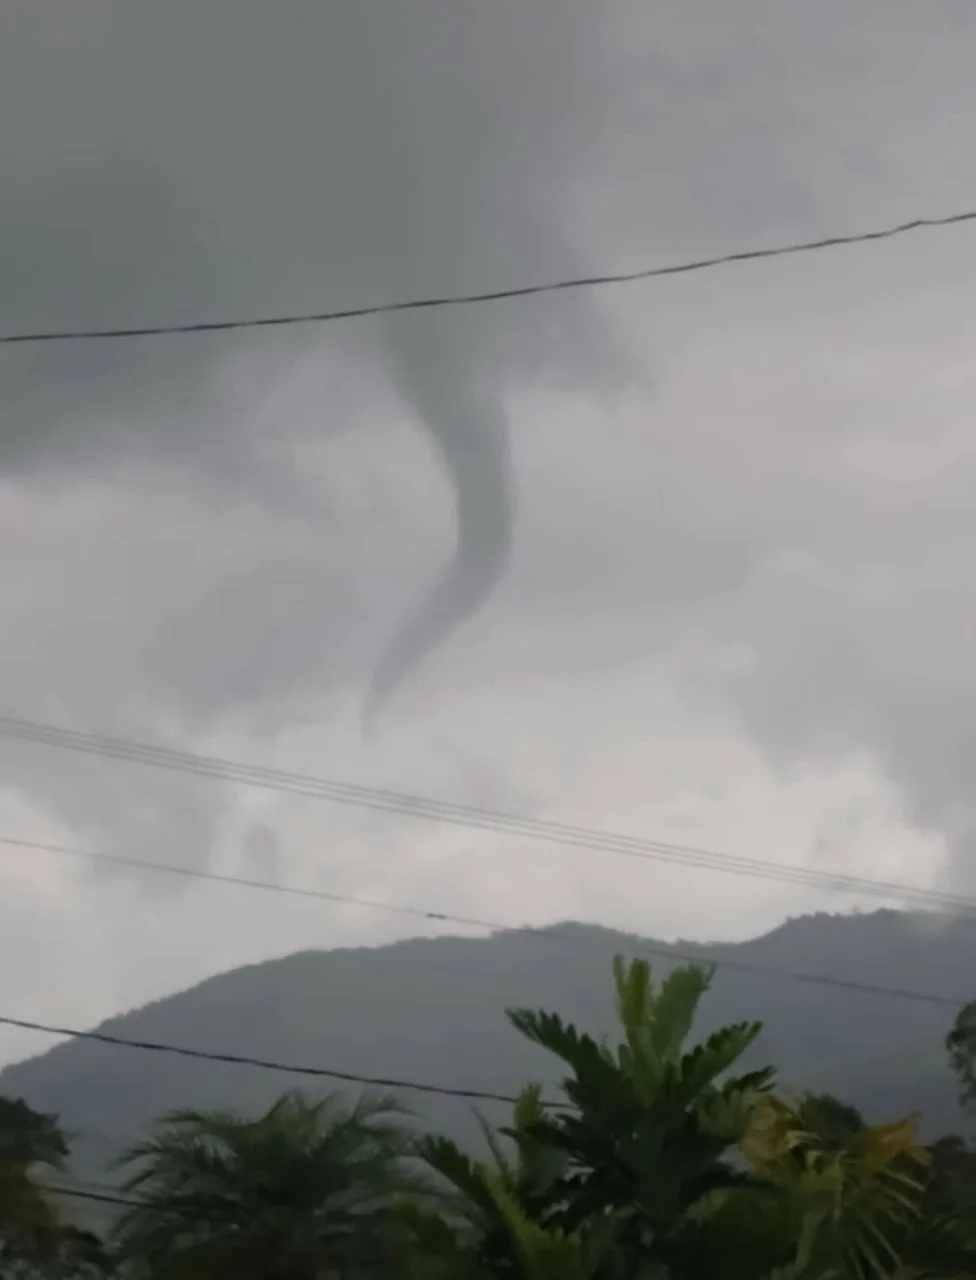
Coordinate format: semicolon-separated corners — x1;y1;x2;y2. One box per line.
1;909;971;1181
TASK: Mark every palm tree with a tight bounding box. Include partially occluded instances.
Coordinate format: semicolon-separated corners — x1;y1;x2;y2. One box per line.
717;1087;976;1279
508;958;776;1272
417;959;976;1279
731;1092;932;1279
419;958;778;1279
0;1096;71;1271
112;1090;423;1280
414;1084;583;1279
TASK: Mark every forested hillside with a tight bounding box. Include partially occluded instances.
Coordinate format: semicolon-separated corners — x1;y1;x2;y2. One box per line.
1;909;970;1182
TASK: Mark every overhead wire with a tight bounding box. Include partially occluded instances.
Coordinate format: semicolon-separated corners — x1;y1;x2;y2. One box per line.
0;1013;540;1106
0;948;964;1124
0;911;968;1122
0;831;970;1007
1;208;975;347
40;1181;142;1212
0;714;972;914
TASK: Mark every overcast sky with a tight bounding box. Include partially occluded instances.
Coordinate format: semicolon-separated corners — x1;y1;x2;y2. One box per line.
2;0;975;1068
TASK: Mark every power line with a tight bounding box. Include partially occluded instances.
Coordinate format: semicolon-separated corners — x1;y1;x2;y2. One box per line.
0;1013;535;1106
41;1177;146;1208
0;713;971;915
0;953;965;1131
0;942;965;1122
2;208;975;347
0;834;491;927
1;831;970;1007
41;1182;142;1212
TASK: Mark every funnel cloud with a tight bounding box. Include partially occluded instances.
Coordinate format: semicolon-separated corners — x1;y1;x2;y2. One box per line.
4;0;976;919
0;0;637;728
364;315;515;726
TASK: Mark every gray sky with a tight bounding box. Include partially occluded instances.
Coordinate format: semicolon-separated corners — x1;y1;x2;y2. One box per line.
1;0;974;1066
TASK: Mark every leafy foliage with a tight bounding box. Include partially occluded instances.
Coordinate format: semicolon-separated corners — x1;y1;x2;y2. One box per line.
7;955;976;1278
736;1094;932;1278
946;1002;976;1116
0;1096;80;1275
506;960;773;1266
112;1090;425;1279
417;959;976;1279
0;1098;70;1170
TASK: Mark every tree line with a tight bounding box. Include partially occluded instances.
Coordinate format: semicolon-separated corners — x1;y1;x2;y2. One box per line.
3;957;976;1278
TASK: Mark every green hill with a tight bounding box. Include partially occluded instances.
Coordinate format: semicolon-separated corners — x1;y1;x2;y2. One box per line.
1;909;972;1185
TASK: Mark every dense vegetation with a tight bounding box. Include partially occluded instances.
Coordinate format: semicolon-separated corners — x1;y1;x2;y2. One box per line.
3;956;975;1278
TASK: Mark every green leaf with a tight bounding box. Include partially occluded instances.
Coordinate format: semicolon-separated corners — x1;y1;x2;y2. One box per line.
679;1022;766;1098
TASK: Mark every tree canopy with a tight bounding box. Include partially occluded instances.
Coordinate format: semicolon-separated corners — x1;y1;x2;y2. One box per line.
3;957;976;1277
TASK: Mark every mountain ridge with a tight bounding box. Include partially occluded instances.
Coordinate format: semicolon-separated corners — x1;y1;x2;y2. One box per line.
1;908;970;1181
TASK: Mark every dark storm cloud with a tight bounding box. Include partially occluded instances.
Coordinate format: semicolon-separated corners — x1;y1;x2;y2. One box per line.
0;0;641;714
1;0;857;716
4;0;976;900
